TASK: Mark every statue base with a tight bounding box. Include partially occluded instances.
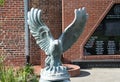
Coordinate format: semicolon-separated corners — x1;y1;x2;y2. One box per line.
40;66;70;82
39;78;70;82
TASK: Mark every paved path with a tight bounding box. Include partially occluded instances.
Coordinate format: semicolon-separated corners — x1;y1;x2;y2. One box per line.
70;68;120;82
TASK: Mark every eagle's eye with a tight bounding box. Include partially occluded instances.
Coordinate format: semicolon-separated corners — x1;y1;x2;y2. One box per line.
41;31;47;38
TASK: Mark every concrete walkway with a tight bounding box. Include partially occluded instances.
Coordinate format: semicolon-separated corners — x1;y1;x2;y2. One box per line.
70;68;120;82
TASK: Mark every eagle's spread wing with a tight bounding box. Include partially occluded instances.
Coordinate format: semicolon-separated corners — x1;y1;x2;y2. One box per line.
59;7;88;52
27;8;54;55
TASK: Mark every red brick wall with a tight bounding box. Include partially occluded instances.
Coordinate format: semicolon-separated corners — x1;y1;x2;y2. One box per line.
30;0;62;67
0;0;62;66
62;0;120;63
1;0;120;66
0;0;25;66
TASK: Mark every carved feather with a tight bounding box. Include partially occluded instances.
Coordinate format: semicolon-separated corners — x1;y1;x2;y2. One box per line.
27;8;54;55
59;7;88;52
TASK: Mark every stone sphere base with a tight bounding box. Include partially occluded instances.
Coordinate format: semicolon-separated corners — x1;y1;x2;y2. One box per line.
40;78;70;82
40;66;70;80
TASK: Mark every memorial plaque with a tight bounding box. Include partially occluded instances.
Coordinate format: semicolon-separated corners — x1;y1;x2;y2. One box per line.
84;4;120;55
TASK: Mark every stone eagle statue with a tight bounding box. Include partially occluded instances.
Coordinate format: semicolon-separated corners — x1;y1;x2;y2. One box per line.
27;7;88;81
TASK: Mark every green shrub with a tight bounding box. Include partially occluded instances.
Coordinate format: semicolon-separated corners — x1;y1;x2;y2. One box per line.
0;0;5;6
0;57;38;82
